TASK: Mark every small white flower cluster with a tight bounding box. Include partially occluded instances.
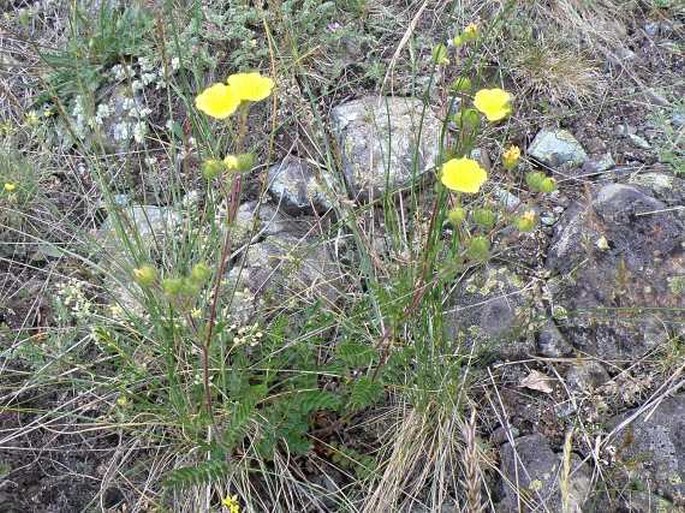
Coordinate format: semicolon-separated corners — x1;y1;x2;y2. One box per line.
55;278;93;321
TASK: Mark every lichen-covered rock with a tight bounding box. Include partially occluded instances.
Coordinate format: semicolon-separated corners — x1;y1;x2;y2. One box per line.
528;129;588;168
443;267;539;359
226;233;342;322
497;434;591;512
229;200;298;248
546;183;685;358
98;205;181;256
330;96;441;200
267;157;332;214
537;320;573;357
607;393;685;508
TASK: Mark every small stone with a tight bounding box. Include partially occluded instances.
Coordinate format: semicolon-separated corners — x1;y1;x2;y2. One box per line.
540;214;556;226
267;157;332;214
614;124;635;137
528;128;588;168
565;361;609;393
492;186;521;212
583;152;616;174
537;320;572;357
627;133;651;150
672;112;685;129
644;88;669;107
644;22;660;37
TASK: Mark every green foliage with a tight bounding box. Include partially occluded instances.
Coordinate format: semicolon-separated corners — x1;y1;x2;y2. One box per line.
164;458;232;490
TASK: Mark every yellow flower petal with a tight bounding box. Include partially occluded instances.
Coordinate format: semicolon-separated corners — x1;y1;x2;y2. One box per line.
440;157;488;194
502;145;521;169
195;83;241;119
223;155;239;169
4;182;16;192
473;88;512;122
226;72;274;102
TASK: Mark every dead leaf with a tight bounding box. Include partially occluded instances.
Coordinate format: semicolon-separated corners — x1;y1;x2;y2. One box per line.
519;370;554;394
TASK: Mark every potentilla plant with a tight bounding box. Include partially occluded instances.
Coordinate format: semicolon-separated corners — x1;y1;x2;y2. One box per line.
132;71;274;421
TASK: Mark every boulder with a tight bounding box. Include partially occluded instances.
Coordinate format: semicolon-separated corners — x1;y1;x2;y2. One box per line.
607;393;685;508
497;434;591;512
330;96;441;200
546;183;684;358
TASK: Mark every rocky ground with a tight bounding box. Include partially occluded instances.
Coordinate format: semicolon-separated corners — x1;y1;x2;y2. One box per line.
1;0;684;512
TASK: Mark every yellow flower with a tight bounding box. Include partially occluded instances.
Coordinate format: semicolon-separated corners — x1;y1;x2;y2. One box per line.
25;110;40;126
515;209;537;232
222;495;240;513
226;72;274;102
463;23;478;39
502;145;521;170
4;182;16;192
223;155;239;169
440;157;488;194
473;88;512;122
195;83;241;119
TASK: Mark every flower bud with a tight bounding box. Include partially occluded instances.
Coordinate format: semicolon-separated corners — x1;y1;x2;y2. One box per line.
432;43;450;66
448;207;466;226
450;77;472;93
502;145;521;170
540;177;557;193
190;262;211;285
473;208;496;229
162;277;185;297
202;159;224;180
467;236;490;261
132;264;157;287
515;210;537;232
525;171;546;192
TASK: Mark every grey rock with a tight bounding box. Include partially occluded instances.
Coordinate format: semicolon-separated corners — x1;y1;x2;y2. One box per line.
546;184;685;358
226;233;342;322
537;320;573;357
607;393;685;508
644;21;660;37
267;157;332;214
493;186;522;212
565;361;609;392
330;96;441;200
582;152;615;174
229;200;296;248
99;85;147;153
444;267;538;359
497;434;591;512
628;172;685;209
98;205;180;249
540;214;557;227
672;112;685;129
644;88;669;107
527;129;588;168
627;133;651;150
615;124;636;137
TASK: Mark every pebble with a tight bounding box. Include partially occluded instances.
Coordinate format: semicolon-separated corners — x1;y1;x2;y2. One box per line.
627;133;651;150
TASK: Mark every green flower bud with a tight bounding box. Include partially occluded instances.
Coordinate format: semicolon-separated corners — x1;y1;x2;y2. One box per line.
515;210;537;232
236;153;254;173
467;236;490;261
448;207;466;226
458;108;480;129
202;159;225;180
472;208;496;229
540;177;557;193
162;277;185;297
525;171;546;192
132;265;157;287
190;262;211;285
